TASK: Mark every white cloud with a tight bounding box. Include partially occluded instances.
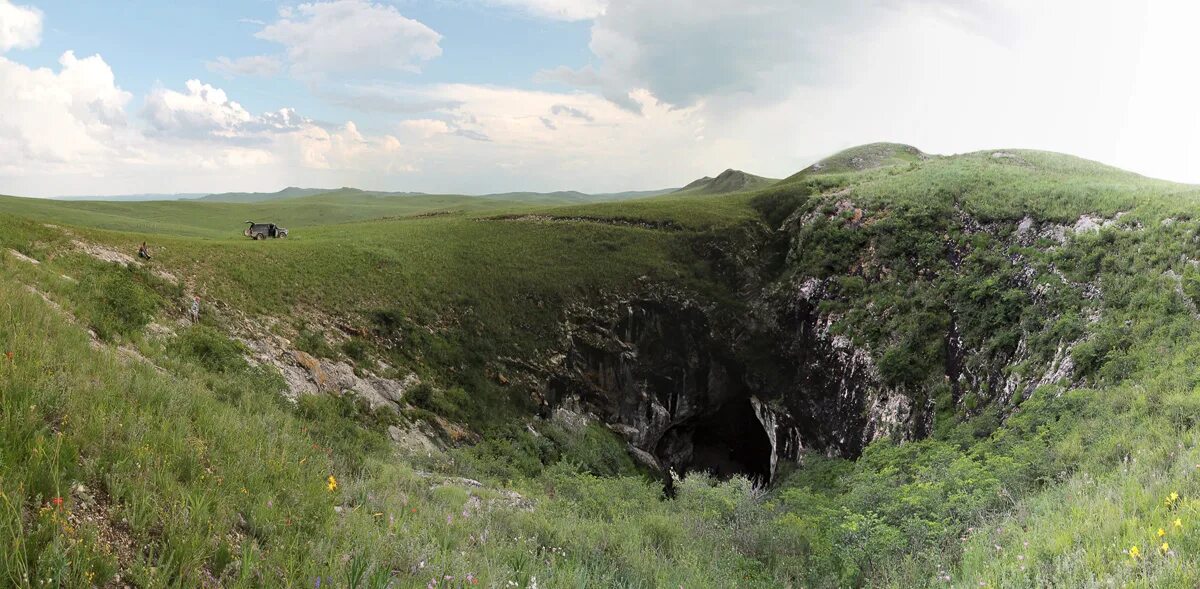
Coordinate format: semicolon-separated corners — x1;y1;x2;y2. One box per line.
0;51;131;167
255;0;442;77
282;120;406;171
143;79;253;137
0;56;415;195
378;84;717;192
484;0;606;21
543;0;815;110
206;55;282;78
0;0;41;52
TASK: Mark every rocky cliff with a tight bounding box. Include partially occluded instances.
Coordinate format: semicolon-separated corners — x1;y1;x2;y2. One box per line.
544;179;1108;484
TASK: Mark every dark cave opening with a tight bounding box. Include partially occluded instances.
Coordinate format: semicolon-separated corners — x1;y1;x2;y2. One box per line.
661;397;774;485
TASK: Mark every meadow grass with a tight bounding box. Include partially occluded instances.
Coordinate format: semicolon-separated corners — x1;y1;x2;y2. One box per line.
11;146;1200;586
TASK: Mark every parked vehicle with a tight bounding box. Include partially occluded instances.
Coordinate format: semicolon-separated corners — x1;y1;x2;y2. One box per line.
244;221;288;239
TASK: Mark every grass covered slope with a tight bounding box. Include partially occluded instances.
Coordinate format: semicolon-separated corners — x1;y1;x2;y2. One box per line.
0;249;788;588
0;191;542;238
11;144;1200;587
673;169;777;195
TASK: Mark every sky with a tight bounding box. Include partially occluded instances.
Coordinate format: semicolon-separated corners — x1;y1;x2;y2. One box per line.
1;0;1200;197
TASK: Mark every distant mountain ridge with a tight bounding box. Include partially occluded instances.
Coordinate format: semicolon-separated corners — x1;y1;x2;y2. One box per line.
674;169;777;195
54;193;208;202
199;186;680;205
200;187;336;203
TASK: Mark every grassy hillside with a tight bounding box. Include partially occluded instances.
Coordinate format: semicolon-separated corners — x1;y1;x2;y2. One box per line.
790;141;928;178
0;192;537;239
201;187;334;203
10;145;1200;586
0;246;776;588
674;169;777;195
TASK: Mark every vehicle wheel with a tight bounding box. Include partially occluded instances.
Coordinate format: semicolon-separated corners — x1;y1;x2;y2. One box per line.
254;233;265;240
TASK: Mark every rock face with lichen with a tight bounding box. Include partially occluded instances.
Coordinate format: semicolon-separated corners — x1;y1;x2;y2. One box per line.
544;193;1112;483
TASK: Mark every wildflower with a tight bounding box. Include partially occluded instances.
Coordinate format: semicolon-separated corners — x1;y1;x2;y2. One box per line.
51;497;62;508
1161;542;1170;554
1130;545;1140;559
4;351;11;361
327;475;338;492
466;573;478;585
1158;528;1166;538
1174;518;1183;529
447;514;454;525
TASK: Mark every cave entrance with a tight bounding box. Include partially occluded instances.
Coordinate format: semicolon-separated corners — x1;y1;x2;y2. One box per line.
666;397;773;485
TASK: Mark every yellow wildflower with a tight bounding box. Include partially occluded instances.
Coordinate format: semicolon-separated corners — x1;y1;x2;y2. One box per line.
326;475;338;492
1174;518;1183;529
1161;542;1170;553
1158;528;1166;538
1130;545;1140;559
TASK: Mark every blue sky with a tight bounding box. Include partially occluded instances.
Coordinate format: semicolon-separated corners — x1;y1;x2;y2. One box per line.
4;0;1200;197
22;1;593;136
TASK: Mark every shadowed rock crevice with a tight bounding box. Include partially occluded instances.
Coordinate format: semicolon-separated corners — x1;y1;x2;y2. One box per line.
546;296;846;485
657;397;773;483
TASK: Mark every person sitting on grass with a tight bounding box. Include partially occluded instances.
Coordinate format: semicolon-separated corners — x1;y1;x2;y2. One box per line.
137;241;151;260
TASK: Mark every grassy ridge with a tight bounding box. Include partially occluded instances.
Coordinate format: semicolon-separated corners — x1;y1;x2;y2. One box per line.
0;192;537;238
0;248;806;588
12;146;1200;586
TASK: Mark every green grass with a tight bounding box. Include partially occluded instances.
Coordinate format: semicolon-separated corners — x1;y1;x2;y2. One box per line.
12;144;1200;586
0;255;821;588
0;191;538;238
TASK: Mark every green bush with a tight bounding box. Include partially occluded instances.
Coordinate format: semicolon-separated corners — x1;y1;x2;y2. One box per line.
169;325;247;373
406;383;471;421
341;338;370;364
544;423;639;478
294;325;334;358
78;265;161;340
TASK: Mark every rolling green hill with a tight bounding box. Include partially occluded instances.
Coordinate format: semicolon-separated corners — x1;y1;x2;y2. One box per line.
200;186;335;203
198;186;679;206
8;145;1200;586
789;141;929;179
673;168;777;195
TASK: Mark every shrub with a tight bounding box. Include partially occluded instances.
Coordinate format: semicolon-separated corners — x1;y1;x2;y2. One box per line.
406;383;471;421
295;325;334;358
79;265;161;340
170;325;247;373
341;338;370;364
